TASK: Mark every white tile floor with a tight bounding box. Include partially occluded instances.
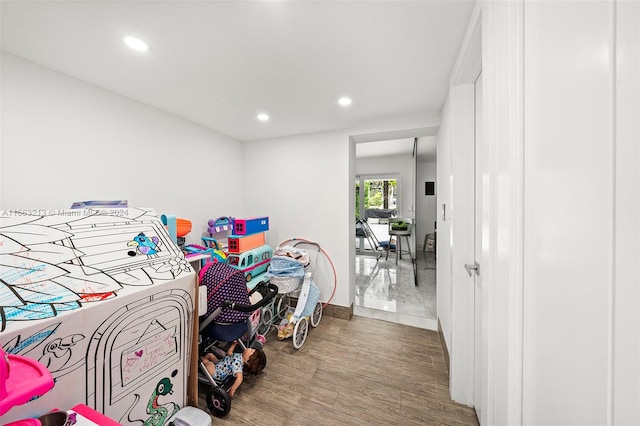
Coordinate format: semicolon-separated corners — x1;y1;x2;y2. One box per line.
354;250;437;330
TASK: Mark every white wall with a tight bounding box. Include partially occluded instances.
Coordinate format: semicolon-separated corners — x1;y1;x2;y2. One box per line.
0;53;245;243
1;51;436;314
242;115;434;310
436;96;453;354
522;1;639;424
613;3;640;423
416;160;436;249
243;129;353;308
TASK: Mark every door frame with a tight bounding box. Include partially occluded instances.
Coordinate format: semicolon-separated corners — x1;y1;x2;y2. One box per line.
481;1;526;424
445;1;526;423
445;0;481;409
473;69;484;424
445;2;526;424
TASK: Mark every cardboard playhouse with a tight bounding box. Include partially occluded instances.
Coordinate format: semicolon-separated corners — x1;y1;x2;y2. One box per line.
0;207;196;425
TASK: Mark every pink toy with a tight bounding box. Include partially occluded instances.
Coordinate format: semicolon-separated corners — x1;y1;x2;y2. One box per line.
5;419;42;426
69;403;123;425
0;346;54;416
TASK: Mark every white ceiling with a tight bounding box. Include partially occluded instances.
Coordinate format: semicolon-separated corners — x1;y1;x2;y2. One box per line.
0;0;474;158
356;136;437;162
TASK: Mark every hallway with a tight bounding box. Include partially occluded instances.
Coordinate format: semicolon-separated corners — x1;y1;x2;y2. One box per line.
203;315;478;425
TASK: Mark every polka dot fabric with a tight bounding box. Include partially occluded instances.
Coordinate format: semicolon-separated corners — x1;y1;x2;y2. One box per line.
201;262;251;323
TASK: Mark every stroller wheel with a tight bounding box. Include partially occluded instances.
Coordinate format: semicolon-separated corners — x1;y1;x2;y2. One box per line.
206;387;231;417
310;301;322;328
258;306;273;335
292;317;309;349
276;293;290;319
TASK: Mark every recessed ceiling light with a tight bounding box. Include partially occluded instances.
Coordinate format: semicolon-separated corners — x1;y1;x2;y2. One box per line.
257;113;270;122
124;36;150;52
338;97;352;106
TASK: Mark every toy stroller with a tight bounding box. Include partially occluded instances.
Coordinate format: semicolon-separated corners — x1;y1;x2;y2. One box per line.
197;262;277;417
259;240;324;349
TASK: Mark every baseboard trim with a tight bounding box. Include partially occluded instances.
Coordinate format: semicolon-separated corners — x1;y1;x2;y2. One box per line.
287;296;353;321
438;318;450;373
323;302;353;320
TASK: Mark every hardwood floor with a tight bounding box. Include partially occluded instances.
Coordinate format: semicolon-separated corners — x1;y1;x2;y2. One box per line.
198;315;479;425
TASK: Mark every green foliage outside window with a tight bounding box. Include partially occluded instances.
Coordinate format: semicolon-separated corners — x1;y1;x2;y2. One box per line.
355;179;397;219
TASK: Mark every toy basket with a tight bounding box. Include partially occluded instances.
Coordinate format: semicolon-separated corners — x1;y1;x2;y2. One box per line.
264;255;305;294
269;276;303;294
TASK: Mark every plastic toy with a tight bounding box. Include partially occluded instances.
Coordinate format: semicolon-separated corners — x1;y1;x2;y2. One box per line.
184;244;214;259
205;217;234;253
67;404;122;425
259;238;336;350
38;411;68;426
207;217;233;235
5;419;41;426
167;406;212;426
0;346;54;416
161;214;192;243
200;238;227;263
176;219;192;237
227;244;273;282
232;217;269;235
246;271;269;291
227;232;265;254
197;263;277;417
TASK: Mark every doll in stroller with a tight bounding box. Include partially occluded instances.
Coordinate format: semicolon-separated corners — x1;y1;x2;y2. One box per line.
197;262;277;417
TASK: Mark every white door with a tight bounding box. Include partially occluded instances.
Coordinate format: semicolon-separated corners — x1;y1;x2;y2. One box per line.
473;71;484;423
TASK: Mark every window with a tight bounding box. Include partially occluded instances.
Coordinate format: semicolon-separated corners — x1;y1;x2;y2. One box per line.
355;176;399;219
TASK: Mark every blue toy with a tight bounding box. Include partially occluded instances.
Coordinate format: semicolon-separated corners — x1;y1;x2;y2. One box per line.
232;217;269;236
200;237;227;264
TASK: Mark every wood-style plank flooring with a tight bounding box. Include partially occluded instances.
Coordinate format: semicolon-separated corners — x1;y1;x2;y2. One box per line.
198;315;479;425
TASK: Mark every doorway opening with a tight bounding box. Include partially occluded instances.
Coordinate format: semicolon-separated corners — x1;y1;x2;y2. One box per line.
352;135;438;330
